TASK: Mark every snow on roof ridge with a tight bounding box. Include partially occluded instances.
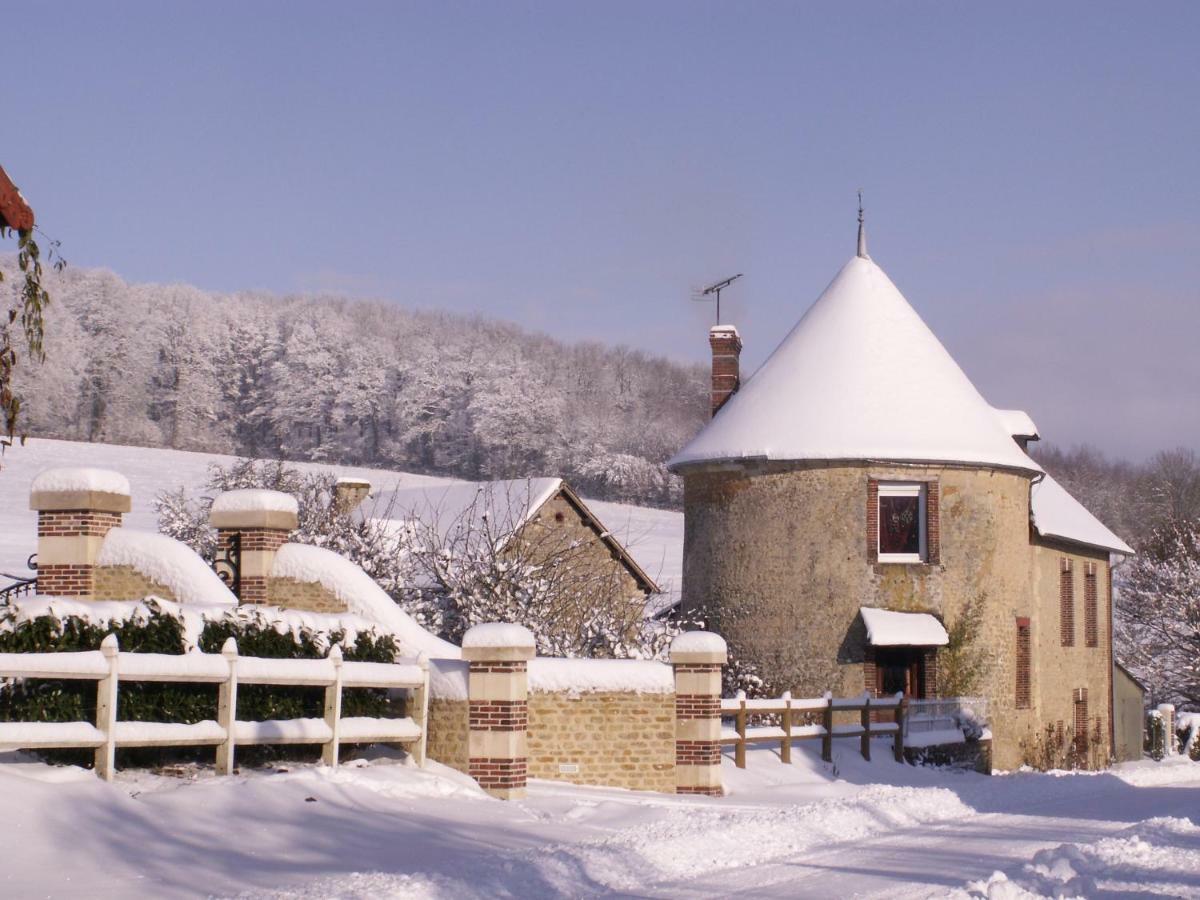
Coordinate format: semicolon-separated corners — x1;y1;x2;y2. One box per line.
31;467;131;497
668;256;1042;475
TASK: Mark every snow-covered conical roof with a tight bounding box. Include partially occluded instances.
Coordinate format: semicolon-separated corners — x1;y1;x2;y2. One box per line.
668;255;1042;474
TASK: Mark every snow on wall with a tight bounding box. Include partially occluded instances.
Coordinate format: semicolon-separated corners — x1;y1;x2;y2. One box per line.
97;528;237;607
271;543;460;660
462;622;535;649
528;658;673;694
211;489;299;515
30;467;130;496
429;658;469;700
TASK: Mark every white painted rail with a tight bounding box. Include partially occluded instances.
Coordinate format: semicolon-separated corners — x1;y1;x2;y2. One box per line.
0;634;430;780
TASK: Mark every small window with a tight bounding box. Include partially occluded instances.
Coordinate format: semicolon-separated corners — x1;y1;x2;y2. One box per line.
877;483;927;563
1015;618;1031;709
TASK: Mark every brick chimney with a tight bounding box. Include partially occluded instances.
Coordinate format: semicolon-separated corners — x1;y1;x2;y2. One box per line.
709;325;742;417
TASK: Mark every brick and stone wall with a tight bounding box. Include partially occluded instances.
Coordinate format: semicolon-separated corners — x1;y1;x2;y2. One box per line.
426;698;470;774
266;576;347;613
526;691;675;792
31;477;131;598
93;565;175;602
210;493;298;605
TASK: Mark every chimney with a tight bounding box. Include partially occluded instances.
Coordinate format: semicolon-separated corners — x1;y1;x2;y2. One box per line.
334;477;371;515
709;325;742;417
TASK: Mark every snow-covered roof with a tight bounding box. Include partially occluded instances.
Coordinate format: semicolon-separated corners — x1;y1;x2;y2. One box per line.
860;608;949;647
1030;473;1134;555
993;408;1040;441
272;543;460;659
31;467;131;497
669;256;1042;475
369;477;660;595
368;478;563;543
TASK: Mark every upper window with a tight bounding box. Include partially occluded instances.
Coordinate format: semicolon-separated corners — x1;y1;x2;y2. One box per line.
877;483;927;563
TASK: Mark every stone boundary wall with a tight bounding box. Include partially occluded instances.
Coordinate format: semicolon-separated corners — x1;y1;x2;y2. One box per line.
266;577;347;614
426;698;470;774
94;565;175;602
527;690;675;792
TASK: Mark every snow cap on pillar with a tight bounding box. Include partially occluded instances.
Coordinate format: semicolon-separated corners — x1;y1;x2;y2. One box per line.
209;489;299;530
462;623;536;661
29;468;132;512
670;630;728;664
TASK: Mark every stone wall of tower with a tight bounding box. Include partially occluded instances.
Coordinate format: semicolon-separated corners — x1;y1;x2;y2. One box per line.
679;459;1110;770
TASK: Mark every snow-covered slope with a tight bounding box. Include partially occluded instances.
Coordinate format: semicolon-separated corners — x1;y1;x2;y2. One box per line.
0;439;684;606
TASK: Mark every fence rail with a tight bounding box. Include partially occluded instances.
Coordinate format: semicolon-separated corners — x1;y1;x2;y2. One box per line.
0;635;430;781
902;697;988;740
720;691;908;767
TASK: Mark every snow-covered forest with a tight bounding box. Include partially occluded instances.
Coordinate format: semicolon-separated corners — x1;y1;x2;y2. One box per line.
5;262;707;507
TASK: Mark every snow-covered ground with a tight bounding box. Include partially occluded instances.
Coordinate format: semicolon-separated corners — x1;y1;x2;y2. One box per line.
3;742;1199;898
0;439;684;604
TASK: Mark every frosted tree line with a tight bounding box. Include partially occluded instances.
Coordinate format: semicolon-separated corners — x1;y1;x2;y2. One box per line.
4;262;707;507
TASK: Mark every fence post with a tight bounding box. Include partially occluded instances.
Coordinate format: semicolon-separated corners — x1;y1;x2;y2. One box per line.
463;623;535;799
780;691;792;764
321;644;344;768
216;637;239;775
860;692;871;762
94;634;119;782
894;694;906;763
670;631;727;796
735;690;747;769
411;652;430;767
822;692;833;763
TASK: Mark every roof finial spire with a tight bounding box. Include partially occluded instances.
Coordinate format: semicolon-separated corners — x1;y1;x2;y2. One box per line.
856;189;868;259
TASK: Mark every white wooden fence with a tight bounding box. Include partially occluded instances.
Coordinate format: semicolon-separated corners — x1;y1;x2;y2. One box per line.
0;634;430;781
720;691;908;767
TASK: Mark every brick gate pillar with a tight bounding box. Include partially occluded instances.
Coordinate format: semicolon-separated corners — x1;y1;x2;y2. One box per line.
670;631;727;796
462;623;535;799
209;490;298;604
30;468;131;598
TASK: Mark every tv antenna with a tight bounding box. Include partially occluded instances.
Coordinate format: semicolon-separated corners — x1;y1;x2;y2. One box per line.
692;273;743;325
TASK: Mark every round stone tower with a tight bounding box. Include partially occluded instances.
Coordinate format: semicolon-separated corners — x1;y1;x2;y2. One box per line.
668;235;1044;729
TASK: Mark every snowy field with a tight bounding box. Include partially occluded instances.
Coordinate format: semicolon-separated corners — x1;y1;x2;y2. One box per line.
2;742;1199;898
0;438;683;603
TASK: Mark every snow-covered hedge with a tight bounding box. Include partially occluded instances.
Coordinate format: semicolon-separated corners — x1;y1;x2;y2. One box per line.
0;598;406;766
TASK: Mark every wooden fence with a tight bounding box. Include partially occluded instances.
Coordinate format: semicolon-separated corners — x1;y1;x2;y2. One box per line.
720;691;908;767
0;634;430;781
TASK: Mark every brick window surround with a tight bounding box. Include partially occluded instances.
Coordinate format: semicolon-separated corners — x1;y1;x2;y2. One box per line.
1084;562;1099;648
867;479;940;565
1015;617;1032;709
1074;688;1089;755
1060;558;1075;647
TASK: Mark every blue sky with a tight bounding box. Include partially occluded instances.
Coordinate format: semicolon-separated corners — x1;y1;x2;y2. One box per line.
7;1;1198;458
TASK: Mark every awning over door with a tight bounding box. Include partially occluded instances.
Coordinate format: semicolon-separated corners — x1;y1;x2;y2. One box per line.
860;607;949;647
